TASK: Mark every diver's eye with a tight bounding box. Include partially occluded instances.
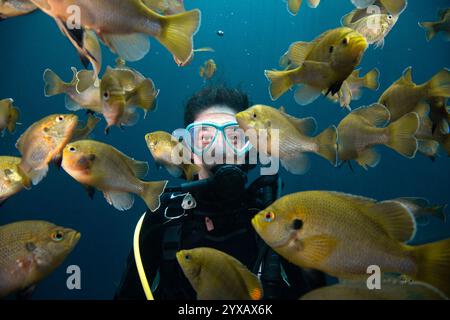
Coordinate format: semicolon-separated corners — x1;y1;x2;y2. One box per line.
329;46;334;53
292;219;303;230
56;116;64;122
264;211;275;222
69;146;76;153
342;37;349;45
51;231;64;242
103;91;110;100
184;254;191;261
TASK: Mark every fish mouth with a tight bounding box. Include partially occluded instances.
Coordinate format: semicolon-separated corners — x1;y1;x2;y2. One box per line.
72;231;81;244
351;37;368;52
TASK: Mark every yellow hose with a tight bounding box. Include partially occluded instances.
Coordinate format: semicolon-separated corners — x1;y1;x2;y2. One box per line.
133;212;154;300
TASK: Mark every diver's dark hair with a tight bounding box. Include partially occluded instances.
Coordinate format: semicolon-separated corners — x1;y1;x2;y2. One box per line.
184;85;251;127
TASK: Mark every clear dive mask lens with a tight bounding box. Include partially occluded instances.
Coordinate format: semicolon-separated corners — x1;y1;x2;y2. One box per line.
174;121;252;157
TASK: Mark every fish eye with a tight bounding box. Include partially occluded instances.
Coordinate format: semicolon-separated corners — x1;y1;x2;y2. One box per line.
69;146;77;153
253;113;257;119
329;46;334;53
51;231;64;242
43;127;49;133
292;219;303;230
342;37;349;45
184;254;191;261
56;115;64;122
103;91;110;100
388;15;393;20
264;211;275;222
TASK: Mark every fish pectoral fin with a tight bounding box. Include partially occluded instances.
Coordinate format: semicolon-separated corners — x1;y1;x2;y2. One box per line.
355;148;380;169
64;96;83;112
301;235;337;266
294;85;322;106
102;33;150;62
29;165;49;186
280;152;310;175
126;79;157;112
351;103;391;127
103;191;135;211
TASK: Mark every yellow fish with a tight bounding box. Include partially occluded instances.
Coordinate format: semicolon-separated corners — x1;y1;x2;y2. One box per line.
44;67;103;114
30;0;201;65
0;220;80;298
16;114;78;185
336;103;419;169
301;278;448;300
199;59;217;80
0;0;37;20
327;68;380;109
265;27;368;105
61;139;167;211
0;98;20;136
176;247;263;300
283;0;320;16
427;97;449;135
378;67;450;122
100;59;159;133
145;131;199;181
342;10;398;48
0;156;31;205
419;8;450;42
236;105;337;174
252;190;450;297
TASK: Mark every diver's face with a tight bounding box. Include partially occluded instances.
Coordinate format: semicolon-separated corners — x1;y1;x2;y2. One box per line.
191;105;240;174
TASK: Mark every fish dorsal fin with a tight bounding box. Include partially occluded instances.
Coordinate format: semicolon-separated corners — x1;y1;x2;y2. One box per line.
287;41;314;68
438;8;450;20
396;67;414;86
341;9;357;26
279;106;317;135
76;69;96;93
351;103;391;127
380;0;407;15
395;197;430;208
327;192;417;242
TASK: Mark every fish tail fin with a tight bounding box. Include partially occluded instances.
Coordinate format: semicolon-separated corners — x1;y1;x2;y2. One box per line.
419;22;437;41
264;69;294;100
156;9;201;65
141;180;168;212
427;69;450;98
410;238;450;297
315;125;338;166
364;68;380;90
443;134;450;157
386;112;419;158
43;68;69;97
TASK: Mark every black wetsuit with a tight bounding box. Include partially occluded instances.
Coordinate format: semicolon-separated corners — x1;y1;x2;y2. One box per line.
115;175;326;300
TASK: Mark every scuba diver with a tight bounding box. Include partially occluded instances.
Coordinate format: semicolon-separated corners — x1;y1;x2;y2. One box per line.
115;86;326;300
